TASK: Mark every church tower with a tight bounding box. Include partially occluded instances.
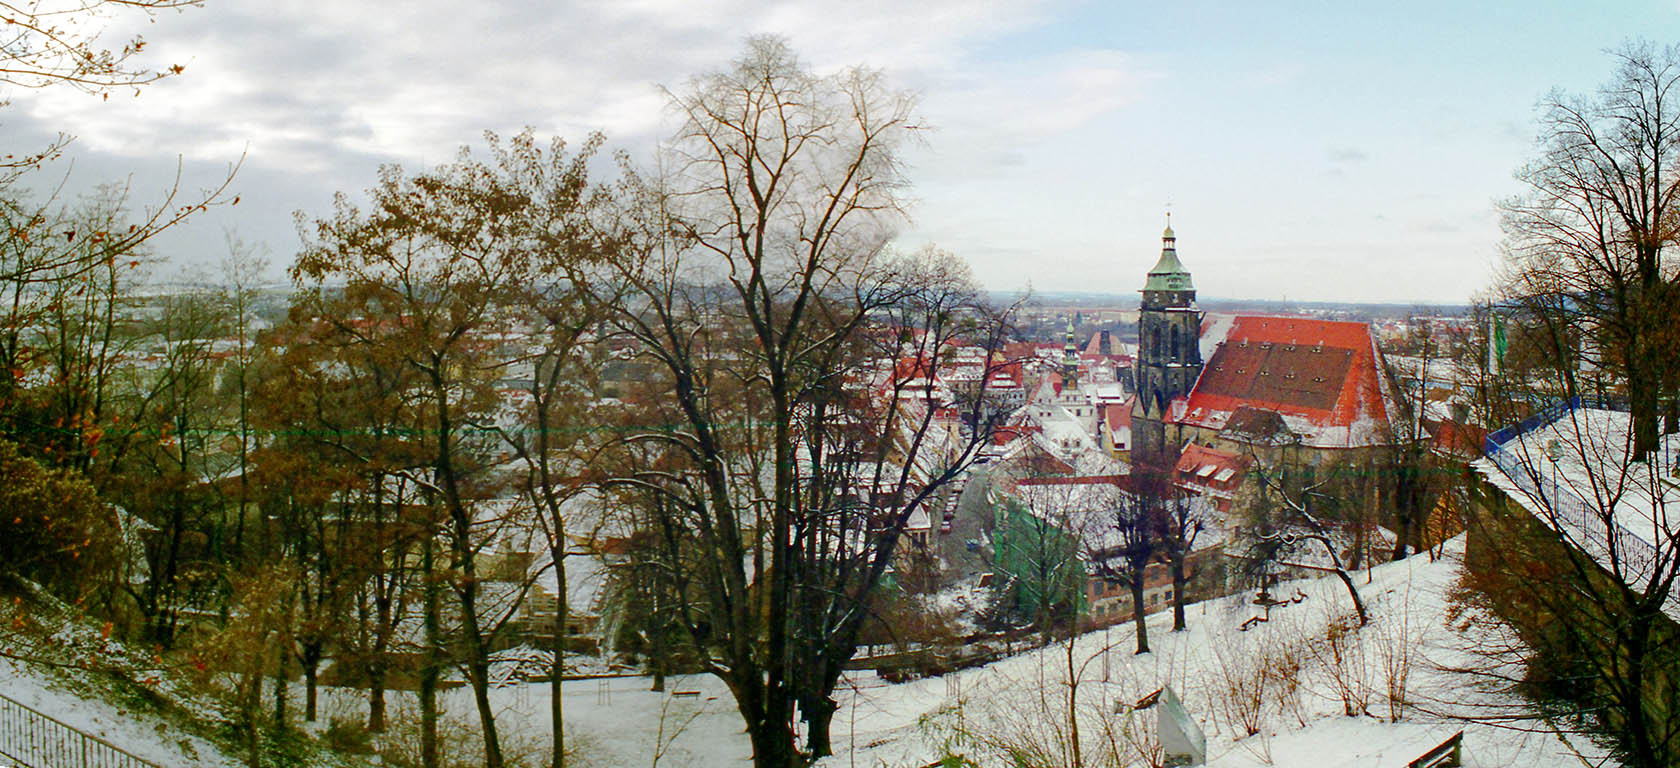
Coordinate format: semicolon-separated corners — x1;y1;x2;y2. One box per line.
1061;319;1079;387
1132;218;1203;469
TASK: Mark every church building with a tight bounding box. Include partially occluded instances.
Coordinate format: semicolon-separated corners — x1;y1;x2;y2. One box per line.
1130;223;1399;474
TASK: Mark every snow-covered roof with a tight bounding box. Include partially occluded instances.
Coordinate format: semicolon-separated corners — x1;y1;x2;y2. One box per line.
1177;315;1394;449
1475;405;1680;618
531;552;611;616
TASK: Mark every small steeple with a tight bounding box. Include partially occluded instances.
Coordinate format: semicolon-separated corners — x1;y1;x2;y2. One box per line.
1062;319;1079;386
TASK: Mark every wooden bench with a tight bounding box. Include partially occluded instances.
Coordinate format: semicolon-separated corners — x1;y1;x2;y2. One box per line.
1408;730;1463;768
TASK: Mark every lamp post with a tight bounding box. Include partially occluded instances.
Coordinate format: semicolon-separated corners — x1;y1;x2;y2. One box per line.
1545;438;1561;512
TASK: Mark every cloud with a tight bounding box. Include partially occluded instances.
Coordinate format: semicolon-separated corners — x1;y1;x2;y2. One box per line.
0;0;1513;303
0;0;1070;275
1328;146;1368;164
8;1;1057;168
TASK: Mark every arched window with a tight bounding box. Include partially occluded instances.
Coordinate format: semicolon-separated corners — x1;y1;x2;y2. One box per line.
1170;325;1181;363
1151;325;1162;360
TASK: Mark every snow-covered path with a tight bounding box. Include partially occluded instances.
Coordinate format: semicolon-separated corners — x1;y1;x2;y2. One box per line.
312;537;1612;767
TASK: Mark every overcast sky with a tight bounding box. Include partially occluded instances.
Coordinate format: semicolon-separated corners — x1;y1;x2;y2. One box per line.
6;0;1679;304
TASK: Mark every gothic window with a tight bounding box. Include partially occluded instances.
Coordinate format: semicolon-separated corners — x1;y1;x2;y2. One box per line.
1170;325;1181;362
1151;325;1162;360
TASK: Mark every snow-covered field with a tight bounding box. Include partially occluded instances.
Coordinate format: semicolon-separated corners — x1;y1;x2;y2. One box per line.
353;536;1613;767
0;537;1616;767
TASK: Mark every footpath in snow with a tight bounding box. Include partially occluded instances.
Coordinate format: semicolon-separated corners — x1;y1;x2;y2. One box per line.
399;535;1614;767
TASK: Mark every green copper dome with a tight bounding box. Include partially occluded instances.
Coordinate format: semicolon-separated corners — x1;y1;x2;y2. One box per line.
1144;226;1193;292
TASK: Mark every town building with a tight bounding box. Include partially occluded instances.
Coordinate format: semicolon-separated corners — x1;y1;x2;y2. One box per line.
1130;223;1400;473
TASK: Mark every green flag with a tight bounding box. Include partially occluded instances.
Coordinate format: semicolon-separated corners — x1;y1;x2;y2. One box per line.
1489;313;1507;374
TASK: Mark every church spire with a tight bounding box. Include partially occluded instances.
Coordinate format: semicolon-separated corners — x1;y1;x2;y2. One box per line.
1062;319;1079;386
1144;215;1193;292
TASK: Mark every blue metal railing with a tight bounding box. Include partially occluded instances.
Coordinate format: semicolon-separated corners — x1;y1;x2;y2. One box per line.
1481;397;1672;610
1483;396;1581;454
0;691;164;768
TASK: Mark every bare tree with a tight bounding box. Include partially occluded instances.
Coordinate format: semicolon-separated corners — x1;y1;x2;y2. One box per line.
583;38;1015;766
1498;40;1680;460
1245;463;1369;626
993;482;1089;644
1466;380;1680;765
1145;471;1205;632
786;250;1017;756
1082;479;1157;654
497;263;613;768
1474;45;1680;763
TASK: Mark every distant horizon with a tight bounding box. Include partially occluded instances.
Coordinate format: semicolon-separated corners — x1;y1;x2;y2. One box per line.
989;289;1474;312
9;2;1675;306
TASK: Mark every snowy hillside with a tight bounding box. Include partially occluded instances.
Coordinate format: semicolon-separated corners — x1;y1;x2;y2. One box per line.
0;585;246;768
0;657;242;767
359;535;1613;767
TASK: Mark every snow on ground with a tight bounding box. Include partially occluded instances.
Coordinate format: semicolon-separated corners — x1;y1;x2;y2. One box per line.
0;657;242;767
299;536;1612;767
819;536;1610;767
0;583;245;767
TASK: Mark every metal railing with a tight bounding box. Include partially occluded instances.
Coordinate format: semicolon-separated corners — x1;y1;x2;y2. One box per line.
1482;397;1678;616
0;691;164;768
1485;446;1659;580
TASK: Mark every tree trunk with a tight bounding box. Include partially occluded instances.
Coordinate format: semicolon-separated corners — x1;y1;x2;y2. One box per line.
454;545;504;768
1170;555;1188;632
802;695;838;759
303;658;318;722
431;367;504;768
1129;580;1150;654
369;480;393;732
243;664;262;768
551;537;567;767
650;613;666;693
420;535;441;768
729;673;799;768
466;651;504;768
1331;566;1368;626
1064;637;1082;767
745;716;799;768
1392;461;1415;562
272;645;288;730
368;664;386;733
1630;371;1660;461
1349;513;1366;571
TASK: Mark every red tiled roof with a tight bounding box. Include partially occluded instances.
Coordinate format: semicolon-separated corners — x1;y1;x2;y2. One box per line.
1181;316;1390;435
1104;398;1133;432
1174;443;1249;488
1016;474;1128;488
1000;443;1077;477
993;424;1042;445
1424;418;1487;459
893;356;935;381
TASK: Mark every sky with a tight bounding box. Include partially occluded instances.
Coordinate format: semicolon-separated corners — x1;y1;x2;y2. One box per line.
5;0;1679;304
